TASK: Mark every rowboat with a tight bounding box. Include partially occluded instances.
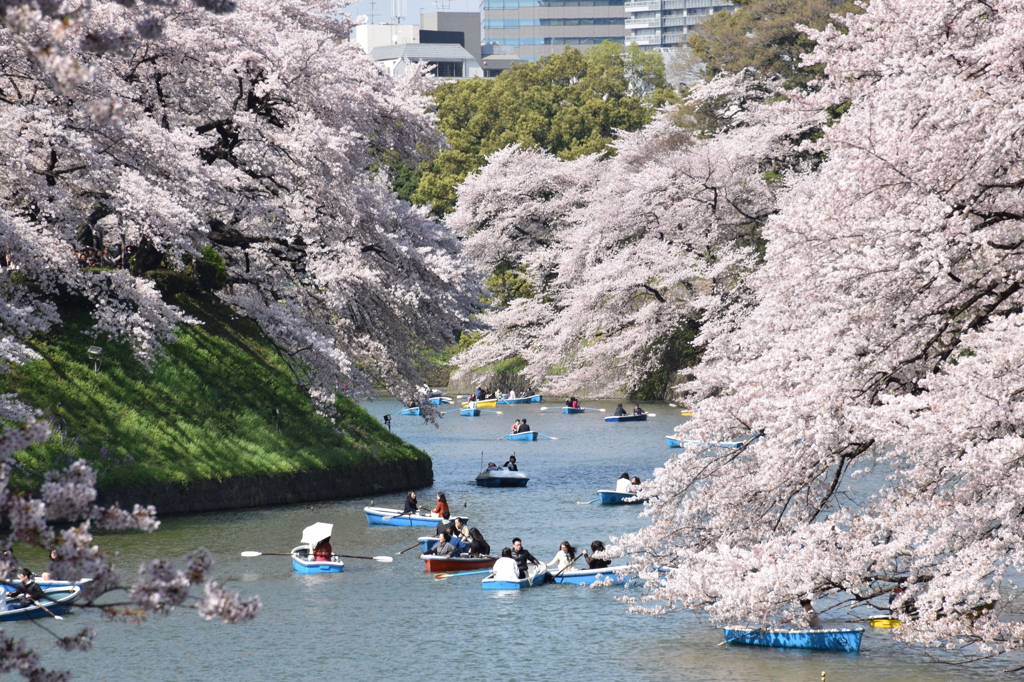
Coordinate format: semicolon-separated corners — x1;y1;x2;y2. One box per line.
681;439;747;448
462;399;497;408
476;469;529;487
562;407;584;414
364;506;466;527
0;578;92;592
722;627;864;652
870;617;900;628
503;431;538;441
397;407;421;416
550;565;636;586
666;436;681;447
482;564;548;590
290;545;344;574
597;490;644;505
604;414;647;422
0;586;80;622
497;397;534;405
428;397;452;405
526;395;542;403
460;408;481;417
418;536;439;553
421;554;497;572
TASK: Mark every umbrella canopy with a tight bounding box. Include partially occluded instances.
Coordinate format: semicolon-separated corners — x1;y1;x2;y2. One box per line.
301;522;333;546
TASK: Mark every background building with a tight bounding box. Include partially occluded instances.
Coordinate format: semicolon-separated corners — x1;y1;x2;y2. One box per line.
623;0;733;52
481;0;628;62
354;12;484;78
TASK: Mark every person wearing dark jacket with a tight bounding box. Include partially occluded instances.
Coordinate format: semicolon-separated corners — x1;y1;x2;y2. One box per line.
517;419;531;433
403;491;422;515
465;528;490;557
613;404;627;416
10;568;46;609
435;511;455;536
502;455;518;471
583;540;611;569
511;538;539;576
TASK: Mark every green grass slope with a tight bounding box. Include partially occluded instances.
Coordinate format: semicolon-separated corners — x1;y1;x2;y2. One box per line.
1;295;427;490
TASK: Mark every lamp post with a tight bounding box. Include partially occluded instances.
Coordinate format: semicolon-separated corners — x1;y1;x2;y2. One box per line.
87;346;103;373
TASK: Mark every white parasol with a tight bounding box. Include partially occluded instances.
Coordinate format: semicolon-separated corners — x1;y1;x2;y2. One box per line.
301;522;333;547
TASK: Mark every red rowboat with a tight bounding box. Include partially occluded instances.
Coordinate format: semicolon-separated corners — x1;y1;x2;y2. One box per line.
420;554;497;572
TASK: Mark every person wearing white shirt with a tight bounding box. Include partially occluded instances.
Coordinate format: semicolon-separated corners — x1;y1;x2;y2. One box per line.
509;389;517;400
491;548;520;581
547;541;579;572
615;473;632;493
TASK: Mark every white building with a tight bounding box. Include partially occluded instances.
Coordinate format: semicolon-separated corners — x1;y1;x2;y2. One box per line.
370;43;483;78
352;23;420;54
353;12;485;78
624;0;733;52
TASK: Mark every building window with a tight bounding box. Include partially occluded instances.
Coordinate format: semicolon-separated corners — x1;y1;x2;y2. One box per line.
429;61;464;77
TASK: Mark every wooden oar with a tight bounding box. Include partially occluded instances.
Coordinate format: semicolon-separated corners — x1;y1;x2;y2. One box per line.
581;407;606;412
383;511;413;521
433;568;493;581
537;433;558;440
29;598;64;620
576;498;600;504
240;551;392;562
552;553;584;579
479;409;503;414
397;542;422;555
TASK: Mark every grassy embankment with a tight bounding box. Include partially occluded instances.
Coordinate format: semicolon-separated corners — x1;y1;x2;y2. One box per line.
1;295;427;490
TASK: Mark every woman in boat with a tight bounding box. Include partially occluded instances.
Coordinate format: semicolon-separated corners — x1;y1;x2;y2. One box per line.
432;492;450;518
571;397;579;409
427;532;457;557
582;541;611;569
615;473;632;493
491;548;520;581
502;455;518;471
630;476;642;492
403;491;423;515
613;404;627;416
10;568;46;610
465;528;490;557
547;541;578;572
510;419;521;434
312;537;333;561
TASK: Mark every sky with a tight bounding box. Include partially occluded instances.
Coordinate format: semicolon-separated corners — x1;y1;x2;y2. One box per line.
343;0;481;26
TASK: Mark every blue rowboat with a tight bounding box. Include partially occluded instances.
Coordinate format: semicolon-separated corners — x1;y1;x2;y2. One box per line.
497;397;534;405
364;506;467;527
418;536;439;553
290;545;344;574
551;566;636;586
597;490;644;505
428;397;452;405
562;407;585;414
666;436;682;447
722;627;864;652
0;586;80;622
0;578;92;592
476;469;529;487
460;408;481;417
482;565;548;590
605;414;647;422
503;431;538;441
681;439;748;448
398;407;421;416
527;395;542;403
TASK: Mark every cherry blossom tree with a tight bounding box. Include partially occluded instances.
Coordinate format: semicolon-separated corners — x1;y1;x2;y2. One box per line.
619;0;1024;657
1;0;476;412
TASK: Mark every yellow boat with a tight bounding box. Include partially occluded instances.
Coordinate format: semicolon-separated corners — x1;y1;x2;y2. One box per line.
462;399;497;408
869;617;901;628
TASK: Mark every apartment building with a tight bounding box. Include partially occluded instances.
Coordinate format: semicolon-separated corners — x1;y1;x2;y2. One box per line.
623;0;733;52
482;0;628;61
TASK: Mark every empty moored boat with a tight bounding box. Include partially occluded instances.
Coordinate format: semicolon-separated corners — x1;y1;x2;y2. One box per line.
722;627;864;652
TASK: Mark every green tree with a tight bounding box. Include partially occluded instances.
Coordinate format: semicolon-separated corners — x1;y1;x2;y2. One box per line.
687;0;862;90
410;42;677;216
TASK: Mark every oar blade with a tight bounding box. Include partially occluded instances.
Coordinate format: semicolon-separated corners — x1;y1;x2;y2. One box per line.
374;556;394;563
240;551;262;557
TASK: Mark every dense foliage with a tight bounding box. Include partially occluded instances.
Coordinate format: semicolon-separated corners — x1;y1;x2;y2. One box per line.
410;42;678;216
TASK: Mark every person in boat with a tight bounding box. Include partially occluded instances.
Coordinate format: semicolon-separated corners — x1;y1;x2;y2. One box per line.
630;476;642;492
517;419;530;433
510;538;540;577
565;397;573;407
432;492;450;518
582;541;611;569
465;528;490;557
452;516;472;544
508;389;517;400
547;541;579;572
467;395;477;409
799;599;823;629
491;548;520;581
571;397;579;409
403;491;424;515
435;510;456;536
486;461;500;471
632;404;646;416
426;532;457;558
40;549;58;580
502;455;518;471
615;473;632;493
613;403;627;416
312;537;333;562
474;387;485;401
10;568;46;610
510;419;521;434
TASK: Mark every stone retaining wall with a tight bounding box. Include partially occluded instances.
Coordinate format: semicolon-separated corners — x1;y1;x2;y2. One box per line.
96;457;433;516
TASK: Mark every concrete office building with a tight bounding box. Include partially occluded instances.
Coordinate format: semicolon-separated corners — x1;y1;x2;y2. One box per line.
482;0;628;62
353;12;484;78
623;0;733;52
421;12;482;65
